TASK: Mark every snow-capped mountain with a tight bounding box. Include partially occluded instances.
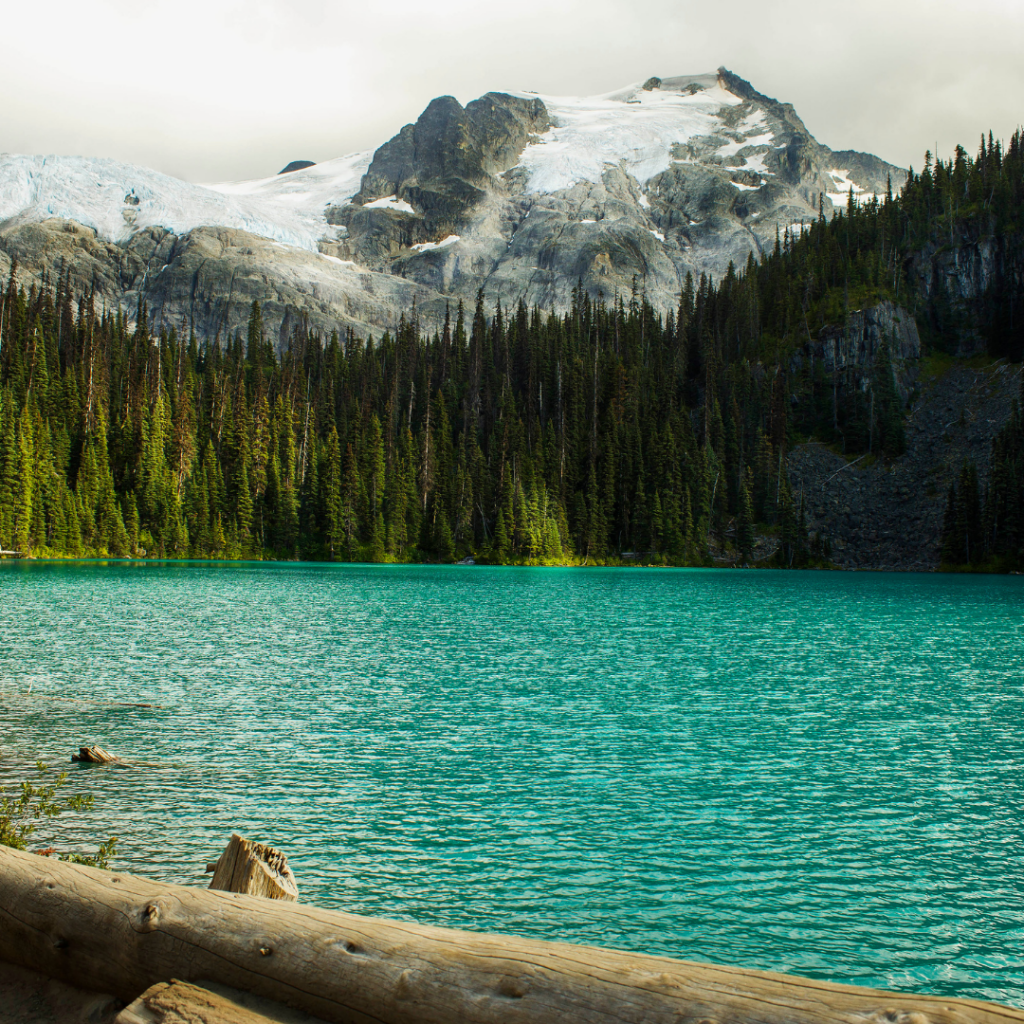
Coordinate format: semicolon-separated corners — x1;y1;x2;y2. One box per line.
0;69;902;344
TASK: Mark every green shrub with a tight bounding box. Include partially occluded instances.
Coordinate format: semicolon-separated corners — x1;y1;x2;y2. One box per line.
0;762;116;869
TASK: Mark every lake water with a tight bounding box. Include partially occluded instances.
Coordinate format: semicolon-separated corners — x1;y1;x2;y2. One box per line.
1;562;1022;1006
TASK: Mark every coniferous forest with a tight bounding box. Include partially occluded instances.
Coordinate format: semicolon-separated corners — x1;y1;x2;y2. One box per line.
1;130;1022;568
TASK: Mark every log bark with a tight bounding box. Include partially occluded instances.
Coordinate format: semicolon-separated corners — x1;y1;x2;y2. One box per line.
71;746;121;765
1;845;1021;1024
208;834;298;902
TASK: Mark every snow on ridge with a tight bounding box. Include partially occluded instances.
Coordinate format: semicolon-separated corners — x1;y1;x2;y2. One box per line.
514;78;744;194
0;150;372;251
737;110;768;133
825;168;879;208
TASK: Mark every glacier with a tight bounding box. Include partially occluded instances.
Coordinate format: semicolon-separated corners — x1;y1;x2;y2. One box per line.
513;78;746;194
0;149;372;252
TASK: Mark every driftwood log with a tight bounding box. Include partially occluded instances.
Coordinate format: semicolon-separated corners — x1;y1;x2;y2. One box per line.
1;845;1022;1024
71;746;122;765
207;834;298;902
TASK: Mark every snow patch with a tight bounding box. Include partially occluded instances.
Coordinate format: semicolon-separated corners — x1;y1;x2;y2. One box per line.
649;229;666;241
737;110;768;133
824;168;881;207
826;168;860;193
580;218;597;224
717;132;775;158
741;152;771;175
731;180;762;191
319;253;361;269
638;193;651;208
363;194;416;214
410;234;460;252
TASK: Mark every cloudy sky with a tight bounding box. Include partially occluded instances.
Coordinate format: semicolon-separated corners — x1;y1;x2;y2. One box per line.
3;0;1022;183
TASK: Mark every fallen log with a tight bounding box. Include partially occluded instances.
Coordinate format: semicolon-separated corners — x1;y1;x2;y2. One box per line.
71;746;122;765
0;845;1021;1024
208;834;298;902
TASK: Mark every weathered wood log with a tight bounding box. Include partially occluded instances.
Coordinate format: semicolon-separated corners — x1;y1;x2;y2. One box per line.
0;845;1021;1024
71;746;122;765
115;979;328;1024
208;834;298;902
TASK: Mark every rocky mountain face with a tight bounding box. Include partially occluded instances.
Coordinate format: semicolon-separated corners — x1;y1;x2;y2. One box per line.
0;68;903;346
790;300;922;399
905;233;1024;358
789;358;1020;570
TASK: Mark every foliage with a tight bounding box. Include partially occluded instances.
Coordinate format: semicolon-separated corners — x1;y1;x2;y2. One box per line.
0;282;818;566
0;762;117;869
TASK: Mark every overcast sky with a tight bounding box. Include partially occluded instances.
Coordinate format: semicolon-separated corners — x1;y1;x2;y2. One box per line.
3;0;1022;183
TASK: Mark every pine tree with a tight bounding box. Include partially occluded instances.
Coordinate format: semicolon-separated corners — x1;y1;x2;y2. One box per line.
737;468;755;563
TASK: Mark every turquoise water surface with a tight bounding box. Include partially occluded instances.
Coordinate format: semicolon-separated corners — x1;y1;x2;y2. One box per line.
1;562;1022;1005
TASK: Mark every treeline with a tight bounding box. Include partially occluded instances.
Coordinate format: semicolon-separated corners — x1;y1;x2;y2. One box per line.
0;276;821;565
899;131;1024;357
698;126;1024;367
0;127;1021;566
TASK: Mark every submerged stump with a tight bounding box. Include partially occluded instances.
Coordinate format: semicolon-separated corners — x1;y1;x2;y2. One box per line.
71;746;122;765
207;834;298;902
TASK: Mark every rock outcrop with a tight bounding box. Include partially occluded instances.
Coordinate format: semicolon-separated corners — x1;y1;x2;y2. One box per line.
789;360;1020;570
906;234;1024;357
790;301;922;401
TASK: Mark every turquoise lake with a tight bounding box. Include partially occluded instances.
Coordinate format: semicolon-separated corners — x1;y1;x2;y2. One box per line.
1;562;1022;1006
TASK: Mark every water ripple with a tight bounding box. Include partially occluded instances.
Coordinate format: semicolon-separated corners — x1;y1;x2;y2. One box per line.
1;562;1022;1006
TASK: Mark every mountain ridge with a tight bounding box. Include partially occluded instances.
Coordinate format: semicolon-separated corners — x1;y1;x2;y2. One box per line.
0;68;904;345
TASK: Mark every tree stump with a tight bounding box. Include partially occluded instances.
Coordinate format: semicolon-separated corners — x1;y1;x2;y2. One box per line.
71;746;121;764
208;834;298;902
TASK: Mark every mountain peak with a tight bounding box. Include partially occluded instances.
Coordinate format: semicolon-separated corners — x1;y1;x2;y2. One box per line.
279;160;316;175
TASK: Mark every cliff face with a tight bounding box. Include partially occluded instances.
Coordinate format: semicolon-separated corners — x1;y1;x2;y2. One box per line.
906;233;1024;358
790;300;921;399
789;359;1020;570
813;301;921;370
